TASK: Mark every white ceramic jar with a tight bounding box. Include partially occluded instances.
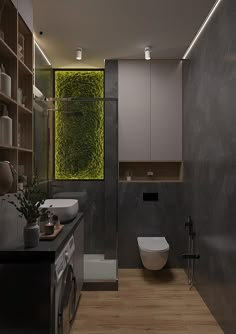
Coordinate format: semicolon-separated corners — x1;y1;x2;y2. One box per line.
0;105;12;146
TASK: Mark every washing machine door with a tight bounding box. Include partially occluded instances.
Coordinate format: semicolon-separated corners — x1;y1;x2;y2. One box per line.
58;264;76;334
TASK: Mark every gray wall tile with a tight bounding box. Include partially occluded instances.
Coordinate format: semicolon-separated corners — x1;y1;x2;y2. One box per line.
118;182;186;268
106;59;187;268
183;0;236;332
104;60;118;259
0;196;18;246
50;181;105;254
0;195;27;247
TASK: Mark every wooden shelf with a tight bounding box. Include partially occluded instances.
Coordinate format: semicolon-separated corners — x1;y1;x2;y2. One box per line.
0;1;33;193
0;0;17;53
18;58;33;76
0;144;18;150
18;15;33;71
119;161;184;182
18;104;32;115
0;38;17;59
18;147;33;153
119;179;183;183
18;67;33;110
0;145;32;153
18;109;32;150
0;91;17;105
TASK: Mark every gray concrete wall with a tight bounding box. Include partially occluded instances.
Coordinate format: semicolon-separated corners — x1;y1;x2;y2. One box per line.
50;181;105;254
183;0;236;332
114;58;186;268
104;60;118;259
51;63;119;256
118;182;186;268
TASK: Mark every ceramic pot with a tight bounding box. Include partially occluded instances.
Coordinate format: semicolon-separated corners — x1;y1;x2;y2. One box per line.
0;161;14;195
24;222;39;248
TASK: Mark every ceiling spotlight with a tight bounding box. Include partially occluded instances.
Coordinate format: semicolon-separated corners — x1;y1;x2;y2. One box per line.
145;46;151;60
76;48;82;60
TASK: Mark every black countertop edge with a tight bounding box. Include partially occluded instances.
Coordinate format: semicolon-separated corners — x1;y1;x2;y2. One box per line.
0;212;84;263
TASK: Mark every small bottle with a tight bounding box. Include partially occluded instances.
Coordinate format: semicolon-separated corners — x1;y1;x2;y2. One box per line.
125;170;132;181
0;105;12;146
52;214;60;229
1;64;11;97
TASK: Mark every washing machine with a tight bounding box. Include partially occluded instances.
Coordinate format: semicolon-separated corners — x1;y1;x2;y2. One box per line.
54;236;77;334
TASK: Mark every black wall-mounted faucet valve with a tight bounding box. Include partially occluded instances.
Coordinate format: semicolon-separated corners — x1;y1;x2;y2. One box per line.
185;216;194;236
185;216;193;230
182;253;200;260
190;231;196;238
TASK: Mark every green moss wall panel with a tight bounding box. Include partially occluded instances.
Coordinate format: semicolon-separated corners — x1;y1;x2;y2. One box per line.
55;70;104;180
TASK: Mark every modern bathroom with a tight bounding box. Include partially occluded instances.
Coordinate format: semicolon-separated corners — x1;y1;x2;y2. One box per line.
0;0;235;333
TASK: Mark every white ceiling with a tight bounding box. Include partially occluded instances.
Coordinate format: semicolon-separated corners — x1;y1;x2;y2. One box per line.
33;0;215;68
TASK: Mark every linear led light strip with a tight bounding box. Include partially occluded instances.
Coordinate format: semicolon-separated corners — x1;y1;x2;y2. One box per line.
34;39;51;66
183;0;222;59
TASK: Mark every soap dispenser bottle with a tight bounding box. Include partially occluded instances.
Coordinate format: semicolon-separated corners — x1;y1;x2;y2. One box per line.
0;105;12;146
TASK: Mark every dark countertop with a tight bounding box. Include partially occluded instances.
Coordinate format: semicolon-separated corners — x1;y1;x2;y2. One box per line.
0;212;83;263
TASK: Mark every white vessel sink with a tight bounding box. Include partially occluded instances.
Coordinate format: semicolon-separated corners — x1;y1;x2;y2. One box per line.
40;199;79;223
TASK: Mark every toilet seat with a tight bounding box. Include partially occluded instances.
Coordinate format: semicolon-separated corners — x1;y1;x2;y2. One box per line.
137;237;169;253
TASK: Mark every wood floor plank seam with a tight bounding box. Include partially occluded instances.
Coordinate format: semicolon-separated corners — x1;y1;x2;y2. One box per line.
72;269;223;334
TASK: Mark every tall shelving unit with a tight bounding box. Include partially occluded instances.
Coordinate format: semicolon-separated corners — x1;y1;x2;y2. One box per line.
0;0;33;192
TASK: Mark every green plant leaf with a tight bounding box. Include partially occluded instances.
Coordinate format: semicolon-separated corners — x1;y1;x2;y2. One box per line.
55;70;104;180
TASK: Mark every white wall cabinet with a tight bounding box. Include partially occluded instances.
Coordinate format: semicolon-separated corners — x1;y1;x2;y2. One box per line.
118;60;182;162
150;61;182;160
118;61;150;161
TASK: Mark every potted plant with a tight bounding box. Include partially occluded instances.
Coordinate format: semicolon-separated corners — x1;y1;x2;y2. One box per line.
6;176;49;248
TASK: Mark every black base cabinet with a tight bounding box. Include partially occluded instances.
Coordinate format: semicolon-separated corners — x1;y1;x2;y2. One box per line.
0;263;53;334
0;214;84;334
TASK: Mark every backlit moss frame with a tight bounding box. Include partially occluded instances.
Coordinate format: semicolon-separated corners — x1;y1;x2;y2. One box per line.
54;70;104;180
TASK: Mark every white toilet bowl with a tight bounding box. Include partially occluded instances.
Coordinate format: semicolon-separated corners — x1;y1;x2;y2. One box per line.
137;237;169;270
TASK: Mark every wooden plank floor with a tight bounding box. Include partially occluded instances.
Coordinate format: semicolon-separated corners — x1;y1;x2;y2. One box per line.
72;269;223;334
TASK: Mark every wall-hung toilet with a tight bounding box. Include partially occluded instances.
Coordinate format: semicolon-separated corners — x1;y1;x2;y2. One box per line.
137;237;169;270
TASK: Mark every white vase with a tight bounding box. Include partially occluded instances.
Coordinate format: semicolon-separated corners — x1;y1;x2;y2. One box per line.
24;222;39;248
0;161;14;195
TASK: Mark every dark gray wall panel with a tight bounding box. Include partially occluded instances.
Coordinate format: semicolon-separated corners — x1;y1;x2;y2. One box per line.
51;181;105;254
183;0;236;332
105;60;118;99
104;60;118;259
0;196;18;247
118;182;186;268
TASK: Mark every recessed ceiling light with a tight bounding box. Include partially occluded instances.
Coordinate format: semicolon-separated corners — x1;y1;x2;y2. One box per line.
145;47;151;60
76;48;82;60
183;0;222;59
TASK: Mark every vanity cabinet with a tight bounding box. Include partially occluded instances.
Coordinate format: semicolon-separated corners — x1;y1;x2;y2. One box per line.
118;60;183;182
0;214;84;334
